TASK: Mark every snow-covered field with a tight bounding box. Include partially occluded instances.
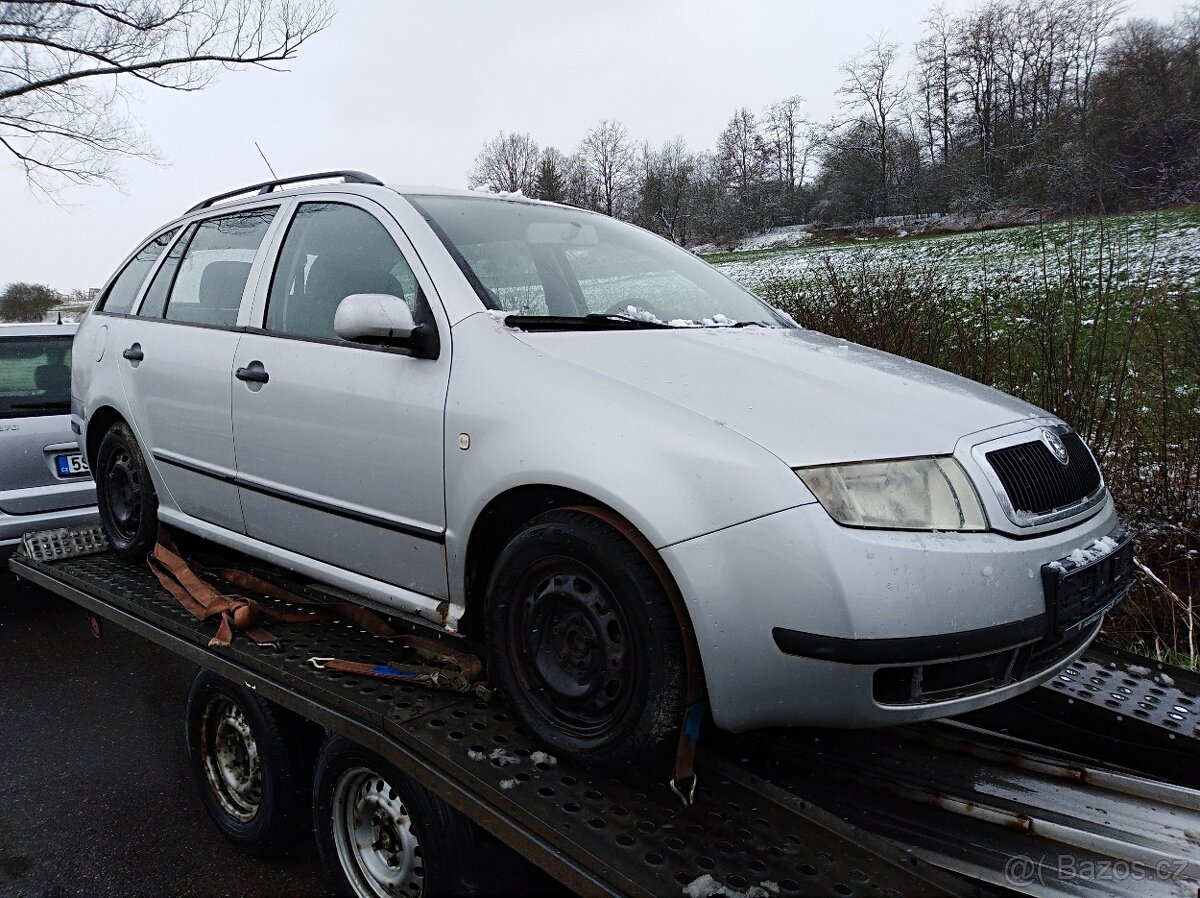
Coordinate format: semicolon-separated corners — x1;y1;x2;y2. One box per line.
707;207;1200;297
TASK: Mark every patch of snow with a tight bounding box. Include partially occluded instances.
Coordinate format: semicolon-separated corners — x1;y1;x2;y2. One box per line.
499;778;519;790
467;749;486;761
530;751;557;766
681;875;780;898
1058;535;1121;569
488;748;521;766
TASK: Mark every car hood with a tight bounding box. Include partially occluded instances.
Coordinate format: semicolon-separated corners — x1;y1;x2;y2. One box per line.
512;326;1045;467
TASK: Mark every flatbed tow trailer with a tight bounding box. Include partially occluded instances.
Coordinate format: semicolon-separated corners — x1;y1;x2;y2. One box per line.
10;528;1200;898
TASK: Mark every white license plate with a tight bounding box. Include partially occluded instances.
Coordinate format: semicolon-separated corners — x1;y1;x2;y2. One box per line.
55;452;89;476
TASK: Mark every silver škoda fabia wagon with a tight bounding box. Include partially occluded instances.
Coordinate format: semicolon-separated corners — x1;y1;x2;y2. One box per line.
73;171;1134;767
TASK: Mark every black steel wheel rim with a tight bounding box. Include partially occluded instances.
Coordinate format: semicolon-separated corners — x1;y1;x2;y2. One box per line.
505;557;636;739
104;449;142;542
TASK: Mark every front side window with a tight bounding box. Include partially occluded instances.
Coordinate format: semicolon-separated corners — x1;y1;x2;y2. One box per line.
0;335;72;418
408;195;789;328
265;202;432;342
98;229;178;314
162;208;277;327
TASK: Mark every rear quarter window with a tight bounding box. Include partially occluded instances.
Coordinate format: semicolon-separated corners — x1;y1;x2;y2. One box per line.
0;335;73;418
98;229;179;315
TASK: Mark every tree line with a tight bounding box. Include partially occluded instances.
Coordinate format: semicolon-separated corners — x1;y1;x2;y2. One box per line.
468;0;1200;244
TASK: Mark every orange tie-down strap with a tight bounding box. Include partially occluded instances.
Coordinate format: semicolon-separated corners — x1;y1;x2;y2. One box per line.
146;530;483;689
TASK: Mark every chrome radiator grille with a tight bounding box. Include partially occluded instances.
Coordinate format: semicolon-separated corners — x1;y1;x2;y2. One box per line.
985;431;1102;517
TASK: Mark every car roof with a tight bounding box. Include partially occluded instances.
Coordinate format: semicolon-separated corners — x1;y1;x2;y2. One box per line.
0;322;78;337
183;181;558;220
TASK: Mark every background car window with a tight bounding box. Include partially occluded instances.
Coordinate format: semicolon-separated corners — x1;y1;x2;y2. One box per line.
266;202;431;342
137;222;196;318
97;229;178;315
162;208;276;327
0;335;72;418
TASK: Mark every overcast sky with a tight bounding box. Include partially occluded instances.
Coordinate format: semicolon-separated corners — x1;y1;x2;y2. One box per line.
0;0;1186;292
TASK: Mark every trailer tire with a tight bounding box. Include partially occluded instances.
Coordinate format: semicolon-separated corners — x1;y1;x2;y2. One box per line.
185;671;313;857
485;509;687;768
314;735;482;898
95;421;158;560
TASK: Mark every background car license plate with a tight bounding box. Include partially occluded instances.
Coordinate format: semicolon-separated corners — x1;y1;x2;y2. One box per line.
1042;526;1135;637
55;452;89;477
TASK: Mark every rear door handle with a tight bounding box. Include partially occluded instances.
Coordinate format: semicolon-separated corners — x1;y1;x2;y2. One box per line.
122;344;143;362
235;365;269;384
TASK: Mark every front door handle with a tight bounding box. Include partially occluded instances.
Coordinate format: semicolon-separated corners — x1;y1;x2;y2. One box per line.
122;344;143;362
235;364;269;384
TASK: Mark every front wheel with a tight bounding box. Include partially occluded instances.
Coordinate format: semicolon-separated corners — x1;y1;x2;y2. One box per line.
485;509;687;767
94;420;158;559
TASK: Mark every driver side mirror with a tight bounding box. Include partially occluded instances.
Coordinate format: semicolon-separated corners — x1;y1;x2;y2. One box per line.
334;294;434;357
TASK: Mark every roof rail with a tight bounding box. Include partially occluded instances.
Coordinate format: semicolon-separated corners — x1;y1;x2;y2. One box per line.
187;170;385;213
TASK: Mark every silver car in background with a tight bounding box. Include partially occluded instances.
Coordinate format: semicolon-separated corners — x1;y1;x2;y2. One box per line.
71;172;1133;767
1;323;97;560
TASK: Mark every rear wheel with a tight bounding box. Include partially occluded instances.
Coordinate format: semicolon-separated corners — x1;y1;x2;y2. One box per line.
185;671;315;856
95;421;157;559
485;509;687;767
313;735;482;898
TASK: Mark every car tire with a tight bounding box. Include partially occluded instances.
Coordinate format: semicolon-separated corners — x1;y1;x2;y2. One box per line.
313;735;482;898
95;420;158;560
185;671;315;857
485;509;687;768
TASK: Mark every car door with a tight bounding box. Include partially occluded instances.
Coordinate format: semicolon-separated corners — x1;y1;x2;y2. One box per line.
118;204;281;533
231;197;451;602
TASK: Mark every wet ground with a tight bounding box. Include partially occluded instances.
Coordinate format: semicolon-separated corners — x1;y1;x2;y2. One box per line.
0;573;331;898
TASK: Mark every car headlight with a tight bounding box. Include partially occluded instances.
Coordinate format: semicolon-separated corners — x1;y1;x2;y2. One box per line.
795;457;987;531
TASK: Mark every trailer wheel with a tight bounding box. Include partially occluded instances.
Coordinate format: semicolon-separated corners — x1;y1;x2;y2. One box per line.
485;509;687;767
314;735;481;898
95;420;158;560
185;671;312;857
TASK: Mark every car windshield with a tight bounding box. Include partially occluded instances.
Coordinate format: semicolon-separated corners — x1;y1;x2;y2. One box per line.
0;334;73;419
407;194;791;329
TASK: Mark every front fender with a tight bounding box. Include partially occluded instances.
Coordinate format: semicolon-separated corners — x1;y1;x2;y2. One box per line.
442;314;815;604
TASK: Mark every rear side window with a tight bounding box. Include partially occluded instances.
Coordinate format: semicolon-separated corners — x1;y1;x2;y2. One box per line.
137;222;196;319
162;208;277;327
98;229;178;314
0;335;72;419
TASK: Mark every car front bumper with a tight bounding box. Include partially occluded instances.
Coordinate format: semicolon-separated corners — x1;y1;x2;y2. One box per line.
661;496;1125;731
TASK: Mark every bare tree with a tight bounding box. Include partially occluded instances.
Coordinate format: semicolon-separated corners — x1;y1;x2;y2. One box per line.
914;6;957;165
0;0;332;190
578;119;636;217
637;137;698;244
467;130;540;194
716;107;769;191
763;96;810;191
837;35;909;215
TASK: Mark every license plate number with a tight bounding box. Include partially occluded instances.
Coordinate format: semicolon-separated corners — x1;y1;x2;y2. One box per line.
55;452;89;477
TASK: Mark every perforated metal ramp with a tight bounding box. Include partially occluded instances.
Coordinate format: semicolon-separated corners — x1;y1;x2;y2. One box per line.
9;547;973;898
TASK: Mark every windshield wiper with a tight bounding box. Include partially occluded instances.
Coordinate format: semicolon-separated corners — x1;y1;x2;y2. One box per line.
10;400;70;410
503;314;672;331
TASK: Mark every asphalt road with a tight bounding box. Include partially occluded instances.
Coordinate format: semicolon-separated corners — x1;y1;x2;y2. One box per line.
0;572;332;898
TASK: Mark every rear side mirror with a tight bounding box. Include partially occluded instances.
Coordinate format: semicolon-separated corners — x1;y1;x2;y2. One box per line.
334;293;417;345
